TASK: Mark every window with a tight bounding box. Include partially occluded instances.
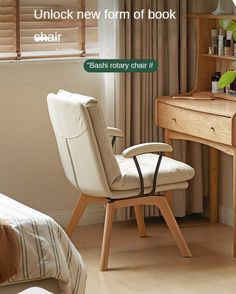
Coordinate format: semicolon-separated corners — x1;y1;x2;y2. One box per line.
0;0;98;60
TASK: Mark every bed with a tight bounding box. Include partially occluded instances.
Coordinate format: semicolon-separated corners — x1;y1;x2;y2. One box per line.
0;193;86;294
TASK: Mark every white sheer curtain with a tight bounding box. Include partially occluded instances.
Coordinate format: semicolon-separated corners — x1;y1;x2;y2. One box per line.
98;0;117;126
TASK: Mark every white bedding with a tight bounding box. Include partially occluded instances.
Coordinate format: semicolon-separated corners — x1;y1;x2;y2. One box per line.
0;194;86;294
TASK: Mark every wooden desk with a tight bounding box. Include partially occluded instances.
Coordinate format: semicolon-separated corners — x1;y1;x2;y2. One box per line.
156;96;236;257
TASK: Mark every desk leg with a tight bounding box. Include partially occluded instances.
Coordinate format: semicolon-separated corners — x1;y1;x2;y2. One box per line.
233;149;236;258
209;147;218;223
164;130;173;207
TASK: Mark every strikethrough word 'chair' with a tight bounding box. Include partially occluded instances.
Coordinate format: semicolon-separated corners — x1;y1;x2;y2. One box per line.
47;90;195;271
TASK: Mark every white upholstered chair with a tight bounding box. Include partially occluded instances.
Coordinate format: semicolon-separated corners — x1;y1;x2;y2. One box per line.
47;90;195;271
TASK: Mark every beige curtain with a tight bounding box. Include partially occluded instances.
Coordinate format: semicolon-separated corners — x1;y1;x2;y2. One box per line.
114;0;205;219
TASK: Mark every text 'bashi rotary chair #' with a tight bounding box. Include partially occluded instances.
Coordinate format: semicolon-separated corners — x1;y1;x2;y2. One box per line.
47;90;195;271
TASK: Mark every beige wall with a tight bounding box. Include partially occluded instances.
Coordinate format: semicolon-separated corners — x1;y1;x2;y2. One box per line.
0;60;105;223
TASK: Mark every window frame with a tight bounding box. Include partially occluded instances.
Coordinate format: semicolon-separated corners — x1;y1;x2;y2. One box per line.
0;0;98;61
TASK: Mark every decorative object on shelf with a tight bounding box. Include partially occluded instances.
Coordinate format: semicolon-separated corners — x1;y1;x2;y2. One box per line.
212;0;227;15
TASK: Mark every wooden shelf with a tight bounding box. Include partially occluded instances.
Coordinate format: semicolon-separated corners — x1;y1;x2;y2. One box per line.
214;92;236;101
188;91;236;103
187;13;236;101
201;54;236;61
188;13;236;20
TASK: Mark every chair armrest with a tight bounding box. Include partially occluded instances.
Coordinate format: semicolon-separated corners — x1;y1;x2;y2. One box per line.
122;143;173;158
107;127;124;138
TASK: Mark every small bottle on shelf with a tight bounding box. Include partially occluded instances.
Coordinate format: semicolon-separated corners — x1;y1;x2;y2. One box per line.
212;72;224;93
211;29;218;55
212;76;218;93
218;35;224;56
224;39;232;56
224;31;233;56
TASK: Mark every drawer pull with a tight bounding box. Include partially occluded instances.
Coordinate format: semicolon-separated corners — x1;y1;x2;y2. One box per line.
210;127;215;132
172;118;177;122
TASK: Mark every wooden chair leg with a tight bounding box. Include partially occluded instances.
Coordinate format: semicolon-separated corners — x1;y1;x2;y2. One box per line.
100;202;115;271
134;205;147;238
66;194;91;238
155;197;192;258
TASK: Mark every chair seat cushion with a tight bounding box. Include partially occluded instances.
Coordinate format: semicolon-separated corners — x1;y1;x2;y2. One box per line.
110;153;195;191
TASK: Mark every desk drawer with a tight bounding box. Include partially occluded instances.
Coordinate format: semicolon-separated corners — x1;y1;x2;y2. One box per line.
158;103;232;145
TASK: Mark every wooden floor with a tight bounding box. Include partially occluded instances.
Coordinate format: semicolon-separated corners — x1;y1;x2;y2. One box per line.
72;217;236;294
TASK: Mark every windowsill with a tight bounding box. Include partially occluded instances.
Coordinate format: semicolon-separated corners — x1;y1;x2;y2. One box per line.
0;56;95;65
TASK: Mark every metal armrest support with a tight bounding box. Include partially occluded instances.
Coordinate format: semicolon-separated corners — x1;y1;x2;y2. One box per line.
122;143;172;195
107;127;125;147
133;156;145;195
149;153;163;195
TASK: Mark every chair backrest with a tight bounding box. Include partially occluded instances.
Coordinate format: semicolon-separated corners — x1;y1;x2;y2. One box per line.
47;90;121;197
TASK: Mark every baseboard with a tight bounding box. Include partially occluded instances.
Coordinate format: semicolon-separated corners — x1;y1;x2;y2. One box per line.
48;204;233;229
47;206;106;229
219;205;233;227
